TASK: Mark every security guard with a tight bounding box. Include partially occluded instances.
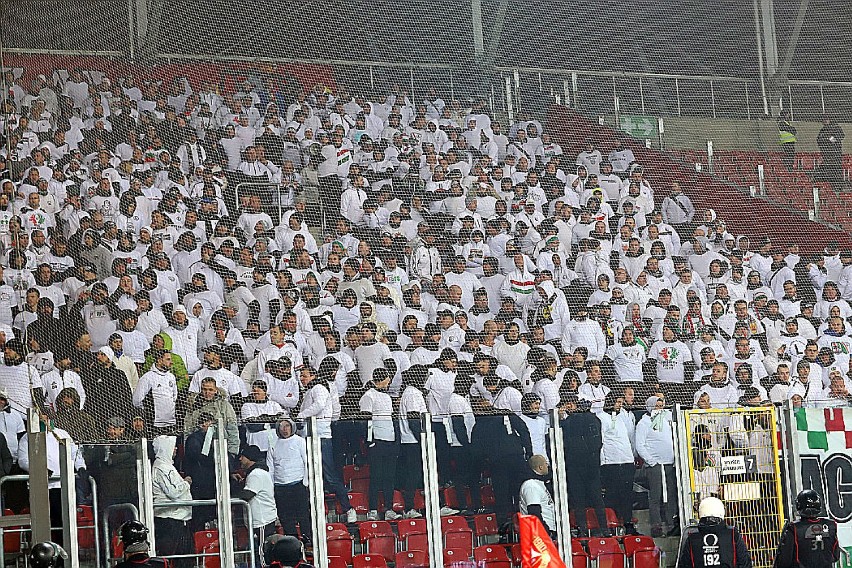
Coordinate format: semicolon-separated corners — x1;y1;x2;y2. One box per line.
677;497;752;568
773;489;840;568
778;109;797;171
114;520;167;568
262;534;314;568
29;542;68;568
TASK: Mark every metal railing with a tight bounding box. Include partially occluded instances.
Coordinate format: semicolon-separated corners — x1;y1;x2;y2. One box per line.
0;475;100;566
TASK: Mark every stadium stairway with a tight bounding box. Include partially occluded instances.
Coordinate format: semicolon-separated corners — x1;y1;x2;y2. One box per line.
545;105;852;249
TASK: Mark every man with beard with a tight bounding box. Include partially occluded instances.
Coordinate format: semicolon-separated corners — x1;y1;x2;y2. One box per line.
0;339;46;417
184;376;240;455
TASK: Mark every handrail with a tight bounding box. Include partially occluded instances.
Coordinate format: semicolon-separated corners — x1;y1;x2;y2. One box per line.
150;498;257;568
0;475;100;566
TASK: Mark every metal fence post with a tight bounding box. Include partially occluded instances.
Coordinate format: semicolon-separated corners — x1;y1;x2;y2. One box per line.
672;405;694;533
420;413;443;568
710;80;716;118
136;437;156;556
548;410;573;567
675;77;682;117
758;164;766;196
813;186;821;219
504;74;514;123
707;140;714;174
28;409;51;544
306;417;329;568
214;425;236;568
59;438;79;568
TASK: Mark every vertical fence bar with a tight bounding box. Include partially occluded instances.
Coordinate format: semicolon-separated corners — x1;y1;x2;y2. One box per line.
820;84;825;114
59;438;80;568
611;75;618;118
639;76;645;114
306;418;329;568
675;77;681;116
409;68;415;101
571;72;579;111
538;72;542;92
788;84;794;120
549;410;573;565
214;425;236;568
136;437;156;555
563;78;570;108
758;164;766;196
505;74;514;123
513;69;520;112
710;80;716;118
421;414;443;568
745;82;751;120
369;66;374;91
449;69;454;102
813;186;820;219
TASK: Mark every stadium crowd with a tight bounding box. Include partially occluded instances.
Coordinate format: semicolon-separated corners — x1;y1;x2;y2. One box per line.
0;66;850;556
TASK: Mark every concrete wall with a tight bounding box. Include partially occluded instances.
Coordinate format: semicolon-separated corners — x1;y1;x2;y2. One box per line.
601;116;851;153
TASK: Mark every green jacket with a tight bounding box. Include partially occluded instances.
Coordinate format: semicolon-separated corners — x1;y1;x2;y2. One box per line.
141;332;190;390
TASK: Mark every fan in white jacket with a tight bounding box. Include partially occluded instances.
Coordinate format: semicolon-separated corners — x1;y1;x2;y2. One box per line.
151;435;193;522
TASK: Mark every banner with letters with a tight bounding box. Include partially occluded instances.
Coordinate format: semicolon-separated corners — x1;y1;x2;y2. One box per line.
792;407;852;567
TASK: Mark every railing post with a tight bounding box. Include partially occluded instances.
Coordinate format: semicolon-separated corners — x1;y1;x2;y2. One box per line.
672;405;694;532
639;76;645;114
813;186;820;219
707;140;714;174
513;69;521;113
504;74;514;123
549;410;573;567
658;117;665;150
758;164;766;196
571;72;579;111
710;80;716;118
563;78;570;108
58;438;79;568
675;77;681;116
214;425;236;568
306;417;329;568
28;409;51;544
421;413;443;568
136;437;156;556
819;84;825;114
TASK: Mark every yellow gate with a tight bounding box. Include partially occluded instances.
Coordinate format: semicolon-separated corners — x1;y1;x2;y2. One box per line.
679;406;786;568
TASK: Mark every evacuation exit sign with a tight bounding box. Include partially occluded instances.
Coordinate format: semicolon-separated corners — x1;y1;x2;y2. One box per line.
619;114;658;138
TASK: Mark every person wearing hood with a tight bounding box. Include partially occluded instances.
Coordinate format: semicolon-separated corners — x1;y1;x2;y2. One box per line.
133;348;179;434
76;229;113;280
151;435;193;567
788;360;825;406
358;368;400;521
268;418;311;542
164;304;202;374
518;455;557;536
530;278;570;342
233;445;278;562
561;395;610;537
599;393;639;535
141;332;189;388
635;395;677;537
519;393;548;460
81;346;134;424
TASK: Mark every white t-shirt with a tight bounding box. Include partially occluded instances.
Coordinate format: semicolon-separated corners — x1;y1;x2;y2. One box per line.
519;478;556;532
359;388;396;442
648;340;691;383
245;467;278;528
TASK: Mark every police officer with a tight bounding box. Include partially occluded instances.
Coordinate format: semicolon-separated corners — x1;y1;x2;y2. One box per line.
114;520;167;568
773;489;840;568
29;542;68;568
677;497;752;568
262;534;314;568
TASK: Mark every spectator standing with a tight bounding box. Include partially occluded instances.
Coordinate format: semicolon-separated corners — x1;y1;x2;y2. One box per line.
635;395;678;537
151;436;193;568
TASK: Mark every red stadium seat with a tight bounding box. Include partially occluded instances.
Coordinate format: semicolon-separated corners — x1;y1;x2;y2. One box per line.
202;540;220;568
76;505;95;549
396;550;430;568
3;509;21;554
329;557;350;568
337;492;369;518
474;545;510;562
358;521;396;561
586;537;626;568
441;516;474;552
194;530;219;553
397;518;428;551
327;526;354;565
585;508;622;532
511;543;523;567
353;554;388;568
480;485;496;508
443;548;471;566
344;465;372;495
623;535;662;568
572;539;591;568
473;513;500;545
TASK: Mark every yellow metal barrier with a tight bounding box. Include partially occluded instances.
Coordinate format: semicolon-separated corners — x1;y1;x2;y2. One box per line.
680;406;786;568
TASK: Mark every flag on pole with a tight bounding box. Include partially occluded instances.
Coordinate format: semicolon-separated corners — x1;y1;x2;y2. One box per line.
519;514;567;568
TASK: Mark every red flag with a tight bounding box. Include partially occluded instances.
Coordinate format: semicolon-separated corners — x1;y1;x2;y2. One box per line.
519;514;567;568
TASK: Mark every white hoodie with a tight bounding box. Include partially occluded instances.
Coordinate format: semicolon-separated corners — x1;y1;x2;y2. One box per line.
152;436;192;521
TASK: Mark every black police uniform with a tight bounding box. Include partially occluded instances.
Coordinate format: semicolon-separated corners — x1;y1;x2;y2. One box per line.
773;517;840;568
677;522;753;568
